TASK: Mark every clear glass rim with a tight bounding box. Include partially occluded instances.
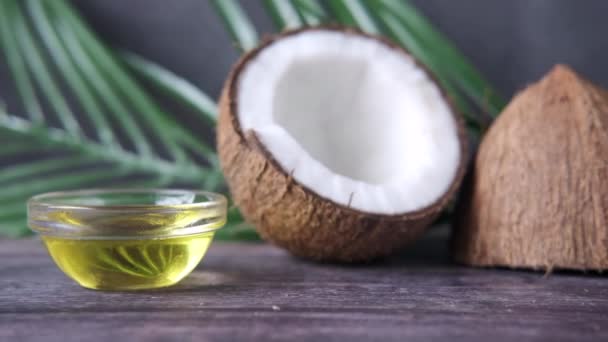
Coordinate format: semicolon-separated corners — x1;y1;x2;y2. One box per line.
28;188;227;211
27;189;228;239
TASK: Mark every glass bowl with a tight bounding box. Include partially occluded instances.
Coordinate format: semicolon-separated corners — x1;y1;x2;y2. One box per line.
28;189;227;291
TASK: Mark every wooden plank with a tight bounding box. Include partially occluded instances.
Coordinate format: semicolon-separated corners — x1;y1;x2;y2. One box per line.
0;229;607;341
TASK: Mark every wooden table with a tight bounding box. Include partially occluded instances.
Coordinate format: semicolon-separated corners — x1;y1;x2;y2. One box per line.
1;229;606;341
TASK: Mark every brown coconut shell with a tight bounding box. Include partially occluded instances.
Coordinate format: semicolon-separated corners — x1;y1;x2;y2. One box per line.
454;65;608;271
218;27;468;262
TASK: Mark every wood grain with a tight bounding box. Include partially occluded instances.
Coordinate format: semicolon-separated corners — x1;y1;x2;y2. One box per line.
0;228;606;342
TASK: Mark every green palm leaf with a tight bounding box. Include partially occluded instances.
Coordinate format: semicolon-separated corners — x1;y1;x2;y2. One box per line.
210;0;505;226
212;0;505;137
1;0;503;240
0;0;253;238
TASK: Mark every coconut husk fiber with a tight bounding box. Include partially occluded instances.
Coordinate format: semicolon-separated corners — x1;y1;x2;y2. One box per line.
217;27;468;263
454;65;608;271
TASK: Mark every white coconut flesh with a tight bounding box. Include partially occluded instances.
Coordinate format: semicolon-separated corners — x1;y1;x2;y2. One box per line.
236;31;461;215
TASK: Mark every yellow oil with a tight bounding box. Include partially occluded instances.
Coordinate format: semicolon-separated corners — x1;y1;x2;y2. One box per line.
42;233;214;290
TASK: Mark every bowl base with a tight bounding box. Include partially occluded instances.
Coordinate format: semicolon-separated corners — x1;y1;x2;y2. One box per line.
77;278;181;291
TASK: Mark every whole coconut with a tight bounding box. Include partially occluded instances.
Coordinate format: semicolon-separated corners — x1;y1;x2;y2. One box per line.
455;65;608;271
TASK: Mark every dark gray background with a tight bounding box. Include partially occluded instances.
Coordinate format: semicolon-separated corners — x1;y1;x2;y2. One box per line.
0;0;606;166
70;0;608;101
2;0;608;118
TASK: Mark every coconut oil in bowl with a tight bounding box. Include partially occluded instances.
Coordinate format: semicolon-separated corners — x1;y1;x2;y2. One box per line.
28;189;227;290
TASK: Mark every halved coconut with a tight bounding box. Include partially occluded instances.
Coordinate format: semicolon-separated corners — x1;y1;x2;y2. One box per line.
218;27;467;262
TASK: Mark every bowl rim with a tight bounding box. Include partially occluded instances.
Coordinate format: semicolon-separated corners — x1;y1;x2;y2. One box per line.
28;188;227;211
27;189;228;238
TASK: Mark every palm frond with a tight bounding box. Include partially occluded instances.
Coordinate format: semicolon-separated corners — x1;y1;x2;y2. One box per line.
378;0;506;117
121;52;218;124
209;0;506;227
212;0;505;137
210;0;259;52
292;0;327;26
1;0;504;239
326;0;380;34
0;0;249;237
264;0;305;29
